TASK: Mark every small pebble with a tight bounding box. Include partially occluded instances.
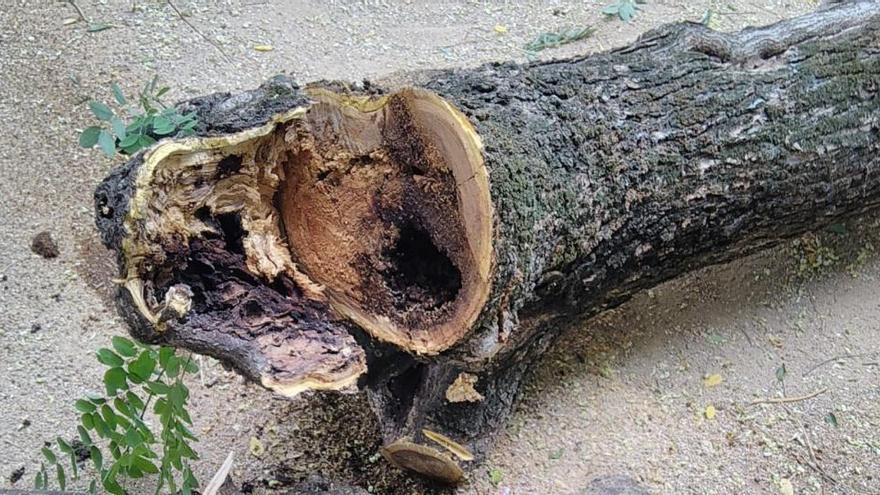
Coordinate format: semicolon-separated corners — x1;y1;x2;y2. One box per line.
31;231;59;258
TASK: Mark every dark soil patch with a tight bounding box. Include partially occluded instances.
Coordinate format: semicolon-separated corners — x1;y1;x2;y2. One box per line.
239;393;452;495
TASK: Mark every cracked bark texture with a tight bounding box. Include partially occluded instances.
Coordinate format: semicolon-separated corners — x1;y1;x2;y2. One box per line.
95;1;880;484
372;1;880;473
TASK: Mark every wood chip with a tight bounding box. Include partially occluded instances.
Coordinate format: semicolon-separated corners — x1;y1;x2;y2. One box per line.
445;372;484;403
422;429;474;461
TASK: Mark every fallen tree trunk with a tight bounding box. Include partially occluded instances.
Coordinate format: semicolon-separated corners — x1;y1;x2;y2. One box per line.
95;1;880;484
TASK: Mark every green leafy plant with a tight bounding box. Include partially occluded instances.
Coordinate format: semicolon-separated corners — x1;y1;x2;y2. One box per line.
525;26;595;53
79;77;198;158
602;0;646;22
35;336;200;495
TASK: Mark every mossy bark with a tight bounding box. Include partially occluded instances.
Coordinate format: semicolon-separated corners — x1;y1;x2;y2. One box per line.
95;1;880;483
373;1;880;475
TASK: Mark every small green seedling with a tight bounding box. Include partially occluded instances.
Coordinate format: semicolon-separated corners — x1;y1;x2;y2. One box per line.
602;0;646;22
488;467;504;487
79;76;198;158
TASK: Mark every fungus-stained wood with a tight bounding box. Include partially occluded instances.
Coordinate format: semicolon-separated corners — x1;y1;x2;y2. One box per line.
381;439;465;484
95;1;880;484
279;89;492;355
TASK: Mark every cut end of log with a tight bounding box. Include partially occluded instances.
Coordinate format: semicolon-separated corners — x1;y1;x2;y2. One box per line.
286;88;493;354
112;86;492;398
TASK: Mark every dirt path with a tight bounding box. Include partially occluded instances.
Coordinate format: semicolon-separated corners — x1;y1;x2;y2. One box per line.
5;1;878;494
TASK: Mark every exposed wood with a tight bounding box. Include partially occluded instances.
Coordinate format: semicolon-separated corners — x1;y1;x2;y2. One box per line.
94;1;880;483
279;89;492;354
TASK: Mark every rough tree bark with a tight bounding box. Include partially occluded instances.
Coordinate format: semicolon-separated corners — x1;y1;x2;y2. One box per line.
94;1;880;484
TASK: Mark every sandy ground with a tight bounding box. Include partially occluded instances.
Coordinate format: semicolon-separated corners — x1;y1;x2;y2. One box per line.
2;0;878;494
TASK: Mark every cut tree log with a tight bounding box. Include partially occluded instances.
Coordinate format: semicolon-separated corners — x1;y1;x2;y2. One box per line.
94;1;880;484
